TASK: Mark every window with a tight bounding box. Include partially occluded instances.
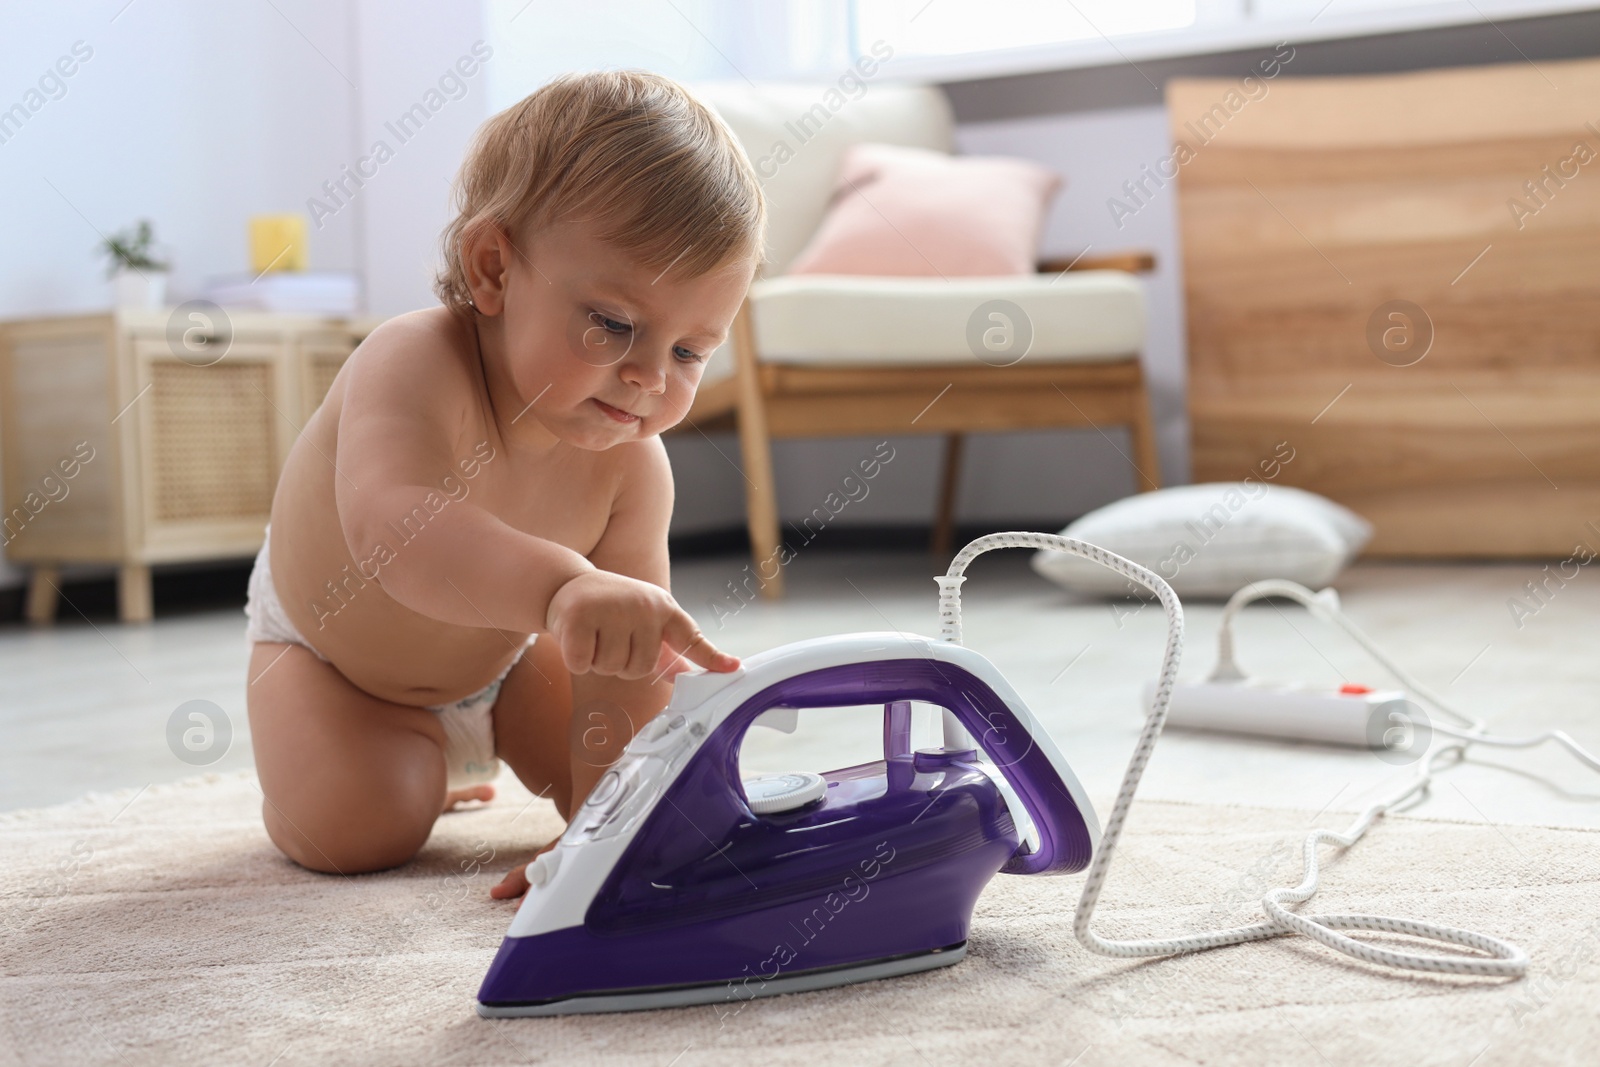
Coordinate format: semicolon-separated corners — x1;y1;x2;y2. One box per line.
844;0;1591;82
851;0;1198;59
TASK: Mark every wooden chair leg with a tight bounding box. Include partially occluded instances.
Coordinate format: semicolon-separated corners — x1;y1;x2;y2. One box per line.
731;302;784;599
118;563;153;623
25;564;60;625
1128;366;1162;492
737;419;782;601
932;432;964;558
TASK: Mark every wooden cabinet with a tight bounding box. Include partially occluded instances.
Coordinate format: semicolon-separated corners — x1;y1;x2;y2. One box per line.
0;309;376;622
1170;57;1600;557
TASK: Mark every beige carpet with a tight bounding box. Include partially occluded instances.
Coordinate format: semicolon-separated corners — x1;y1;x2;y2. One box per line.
2;770;1597;1067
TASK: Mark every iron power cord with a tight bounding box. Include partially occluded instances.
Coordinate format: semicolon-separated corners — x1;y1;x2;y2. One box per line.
932;532;1600;979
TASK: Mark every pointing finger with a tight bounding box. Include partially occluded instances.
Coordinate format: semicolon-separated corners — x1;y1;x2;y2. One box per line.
664;616;740;673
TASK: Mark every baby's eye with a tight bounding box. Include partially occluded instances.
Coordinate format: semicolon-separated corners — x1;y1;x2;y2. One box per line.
592;312;631;334
673;345;706;364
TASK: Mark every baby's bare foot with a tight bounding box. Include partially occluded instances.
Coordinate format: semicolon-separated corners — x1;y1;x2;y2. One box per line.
443;783;495;812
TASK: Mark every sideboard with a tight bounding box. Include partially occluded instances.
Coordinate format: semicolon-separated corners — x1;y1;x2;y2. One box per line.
0;308;380;622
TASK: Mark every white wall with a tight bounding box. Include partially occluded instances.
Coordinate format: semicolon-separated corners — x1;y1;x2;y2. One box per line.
351;0;491;318
0;3;361;316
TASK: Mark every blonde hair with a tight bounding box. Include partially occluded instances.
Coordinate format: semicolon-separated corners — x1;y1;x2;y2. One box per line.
434;70;765;315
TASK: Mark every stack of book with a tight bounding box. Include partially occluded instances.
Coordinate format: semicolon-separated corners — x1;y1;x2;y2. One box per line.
201;271;360;316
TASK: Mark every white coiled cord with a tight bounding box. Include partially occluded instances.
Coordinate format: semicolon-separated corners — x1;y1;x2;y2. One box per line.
940;532;1548;979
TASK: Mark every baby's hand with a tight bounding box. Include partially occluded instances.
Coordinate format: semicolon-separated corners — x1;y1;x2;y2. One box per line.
489;839;552;900
545;570;739;680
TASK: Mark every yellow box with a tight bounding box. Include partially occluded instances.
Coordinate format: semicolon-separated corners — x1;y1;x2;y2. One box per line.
249;214;307;273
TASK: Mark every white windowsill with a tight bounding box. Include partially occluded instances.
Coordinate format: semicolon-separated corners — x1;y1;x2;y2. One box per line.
871;0;1597;85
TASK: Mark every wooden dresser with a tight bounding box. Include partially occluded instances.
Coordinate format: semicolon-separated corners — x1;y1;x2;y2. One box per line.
1170;57;1600;556
0;309;379;622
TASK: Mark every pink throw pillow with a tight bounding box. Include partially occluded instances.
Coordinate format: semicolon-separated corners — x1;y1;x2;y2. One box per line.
786;142;1062;278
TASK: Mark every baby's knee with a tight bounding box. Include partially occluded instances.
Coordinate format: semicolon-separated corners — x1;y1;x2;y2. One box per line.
260;772;441;875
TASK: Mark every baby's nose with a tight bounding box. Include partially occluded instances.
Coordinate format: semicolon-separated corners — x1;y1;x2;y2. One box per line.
621;351;668;391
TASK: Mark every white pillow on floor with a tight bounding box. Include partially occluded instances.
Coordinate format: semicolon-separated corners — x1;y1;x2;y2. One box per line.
1031;483;1373;598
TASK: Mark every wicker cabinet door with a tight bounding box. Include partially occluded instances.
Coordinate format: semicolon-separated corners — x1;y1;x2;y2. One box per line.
0;323;118;563
130;338;288;561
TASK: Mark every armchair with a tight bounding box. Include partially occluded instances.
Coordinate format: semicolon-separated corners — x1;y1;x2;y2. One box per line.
681;83;1159;597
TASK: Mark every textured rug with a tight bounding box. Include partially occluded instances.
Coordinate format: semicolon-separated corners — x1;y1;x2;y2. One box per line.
2;769;1597;1067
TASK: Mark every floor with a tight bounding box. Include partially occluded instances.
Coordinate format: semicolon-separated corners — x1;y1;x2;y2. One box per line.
2;549;1597;832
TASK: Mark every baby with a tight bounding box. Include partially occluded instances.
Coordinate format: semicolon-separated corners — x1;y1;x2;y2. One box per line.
244;71;764;899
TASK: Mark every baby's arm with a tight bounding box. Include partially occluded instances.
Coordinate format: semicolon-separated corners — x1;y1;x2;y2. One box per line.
332;319;734;675
560;436;692;807
333;319;589;636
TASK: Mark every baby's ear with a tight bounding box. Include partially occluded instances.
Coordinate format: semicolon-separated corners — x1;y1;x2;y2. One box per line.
461;221;514;315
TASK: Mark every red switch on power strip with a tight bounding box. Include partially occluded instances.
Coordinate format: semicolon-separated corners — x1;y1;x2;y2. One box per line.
1339;683;1372;695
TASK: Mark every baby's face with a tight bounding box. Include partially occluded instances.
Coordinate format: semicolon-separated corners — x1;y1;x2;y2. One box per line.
493;218;755;451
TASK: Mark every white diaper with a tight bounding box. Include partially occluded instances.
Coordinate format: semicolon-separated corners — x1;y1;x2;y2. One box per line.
245;526;524;790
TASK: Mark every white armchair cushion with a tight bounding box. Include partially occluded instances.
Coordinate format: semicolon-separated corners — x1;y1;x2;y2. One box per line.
688;82;1147;385
746;270;1144;365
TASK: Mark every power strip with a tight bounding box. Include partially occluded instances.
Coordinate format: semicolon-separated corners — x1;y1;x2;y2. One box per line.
1144;679;1416;749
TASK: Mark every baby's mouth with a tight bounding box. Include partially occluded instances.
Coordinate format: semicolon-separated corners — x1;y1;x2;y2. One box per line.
592;398;641;424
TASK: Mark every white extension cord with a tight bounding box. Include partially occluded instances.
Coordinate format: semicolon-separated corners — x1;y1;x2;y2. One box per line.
938;533;1600;979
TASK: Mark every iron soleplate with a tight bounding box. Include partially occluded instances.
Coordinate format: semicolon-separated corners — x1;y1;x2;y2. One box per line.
475;941;967;1018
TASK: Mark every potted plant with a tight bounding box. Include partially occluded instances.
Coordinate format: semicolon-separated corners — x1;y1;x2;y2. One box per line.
100;220;170;310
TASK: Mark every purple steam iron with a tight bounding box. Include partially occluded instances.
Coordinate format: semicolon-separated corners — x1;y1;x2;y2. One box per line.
476;629;1099;1016
478;529;1538;1014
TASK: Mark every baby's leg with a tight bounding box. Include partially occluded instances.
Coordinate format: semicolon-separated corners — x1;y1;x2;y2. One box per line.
488;636;675;897
490;636;579;820
247;642;453;874
492;635;676;821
